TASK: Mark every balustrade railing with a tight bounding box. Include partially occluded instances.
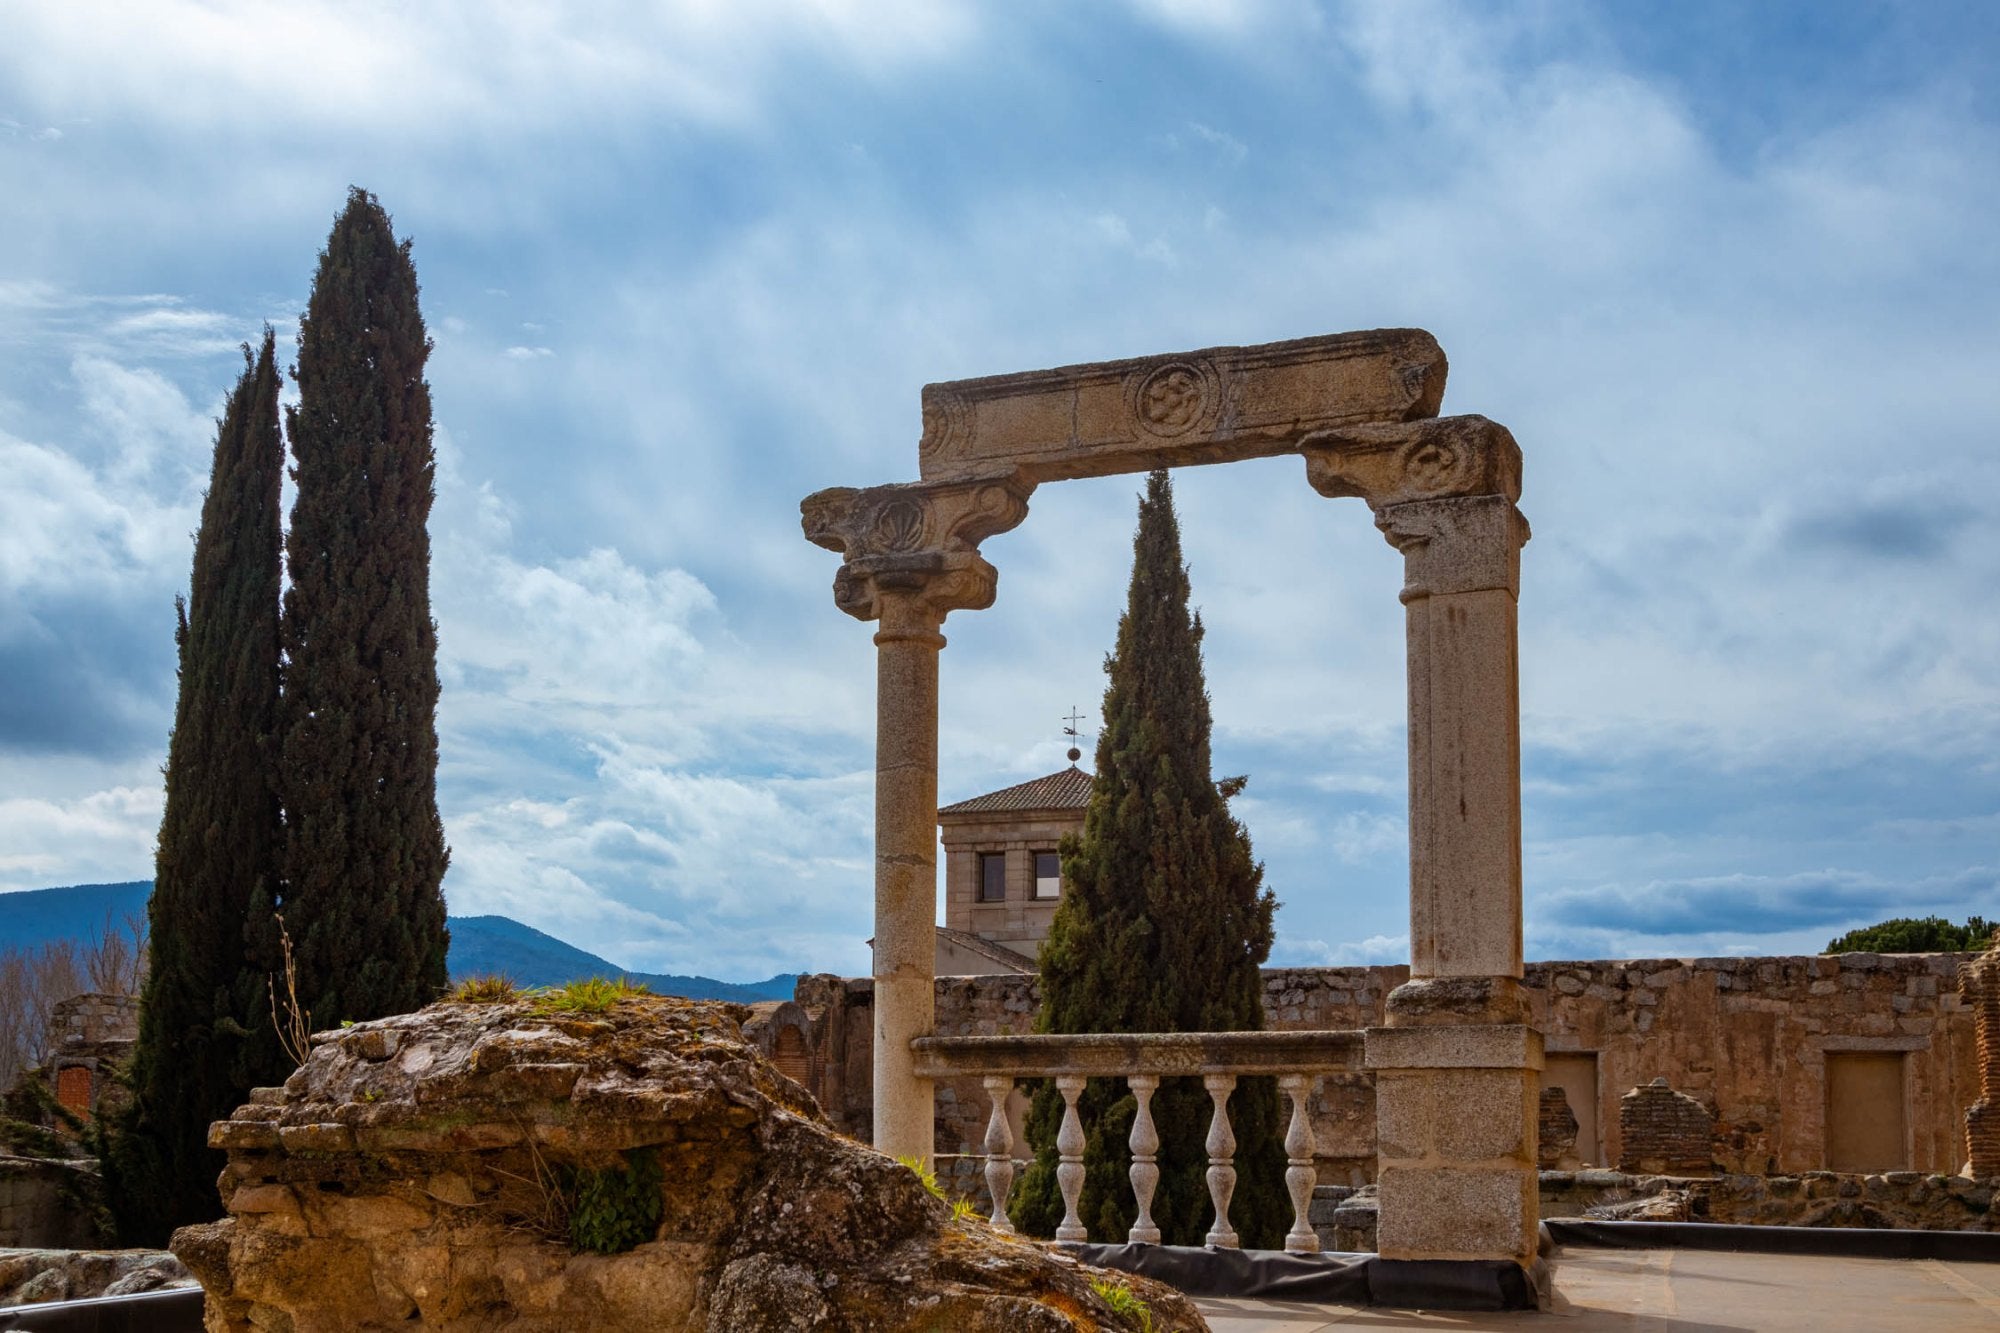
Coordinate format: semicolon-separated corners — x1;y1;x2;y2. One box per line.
910;1030;1365;1253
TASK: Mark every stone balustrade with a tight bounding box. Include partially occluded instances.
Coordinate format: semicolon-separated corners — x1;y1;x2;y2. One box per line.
910;1029;1366;1253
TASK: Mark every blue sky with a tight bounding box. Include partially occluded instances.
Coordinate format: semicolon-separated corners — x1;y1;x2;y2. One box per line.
2;1;1995;981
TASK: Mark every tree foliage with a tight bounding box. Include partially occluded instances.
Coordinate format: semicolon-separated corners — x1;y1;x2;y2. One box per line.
104;333;286;1244
280;187;450;1028
1825;915;1996;955
1011;469;1286;1248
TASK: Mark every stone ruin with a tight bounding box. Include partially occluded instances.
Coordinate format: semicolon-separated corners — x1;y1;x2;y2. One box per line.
1538;1086;1580;1171
172;993;1204;1332
1960;932;2000;1177
1617;1078;1714;1177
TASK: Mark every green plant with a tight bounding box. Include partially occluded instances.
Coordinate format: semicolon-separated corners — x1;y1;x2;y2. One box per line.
531;976;651;1015
1090;1277;1154;1333
564;1149;664;1255
450;974;520;1003
950;1197;978;1223
896;1153;947;1201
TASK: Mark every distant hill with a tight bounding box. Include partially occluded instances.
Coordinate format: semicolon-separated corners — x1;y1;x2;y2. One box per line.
447;915;796;1002
0;883;796;1004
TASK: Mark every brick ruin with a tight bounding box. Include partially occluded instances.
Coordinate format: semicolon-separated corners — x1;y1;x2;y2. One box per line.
1618;1078;1714;1176
759;950;1981;1207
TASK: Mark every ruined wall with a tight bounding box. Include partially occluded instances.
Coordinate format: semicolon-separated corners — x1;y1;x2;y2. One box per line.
0;1156;105;1249
791;952;1978;1191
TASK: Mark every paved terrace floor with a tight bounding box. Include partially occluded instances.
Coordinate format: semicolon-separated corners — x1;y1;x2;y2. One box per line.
1193;1248;2000;1331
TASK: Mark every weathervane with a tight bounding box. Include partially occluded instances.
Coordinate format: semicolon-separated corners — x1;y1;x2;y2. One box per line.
1063;706;1088;764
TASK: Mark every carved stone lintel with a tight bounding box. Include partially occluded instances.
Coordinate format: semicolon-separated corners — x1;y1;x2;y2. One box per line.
800;477;1034;623
1301;414;1521;510
1376;495;1530;601
919;329;1447;484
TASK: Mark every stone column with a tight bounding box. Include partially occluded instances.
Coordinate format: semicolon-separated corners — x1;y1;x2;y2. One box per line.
1305;416;1543;1275
1959;934;2000;1177
803;477;1033;1164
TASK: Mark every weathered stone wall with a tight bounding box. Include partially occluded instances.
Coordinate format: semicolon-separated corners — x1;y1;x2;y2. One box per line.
792;951;1979;1196
0;1157;105;1250
0;1246;190;1306
1538;1088;1579;1170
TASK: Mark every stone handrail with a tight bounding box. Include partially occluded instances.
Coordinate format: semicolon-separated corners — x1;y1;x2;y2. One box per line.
910;1029;1366;1253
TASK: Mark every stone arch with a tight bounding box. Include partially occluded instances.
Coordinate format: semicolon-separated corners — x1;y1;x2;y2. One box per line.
803;327;1537;1267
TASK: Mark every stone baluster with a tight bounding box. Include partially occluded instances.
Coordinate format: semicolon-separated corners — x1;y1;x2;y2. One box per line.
1280;1073;1320;1253
1126;1073;1163;1244
801;477;1032;1165
981;1074;1016;1231
1203;1072;1239;1249
1055;1074;1089;1242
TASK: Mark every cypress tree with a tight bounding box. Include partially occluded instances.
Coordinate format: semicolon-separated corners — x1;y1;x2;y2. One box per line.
105;332;286;1244
1011;469;1287;1248
280;187;449;1027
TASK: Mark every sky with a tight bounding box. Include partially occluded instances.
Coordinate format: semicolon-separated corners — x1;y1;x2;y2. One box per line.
2;0;1996;982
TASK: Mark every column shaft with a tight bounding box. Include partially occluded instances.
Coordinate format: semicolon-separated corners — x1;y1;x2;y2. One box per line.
872;590;945;1164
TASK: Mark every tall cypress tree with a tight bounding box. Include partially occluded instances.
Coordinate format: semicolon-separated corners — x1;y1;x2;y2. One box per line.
1012;469;1287;1248
105;332;286;1244
280;188;449;1026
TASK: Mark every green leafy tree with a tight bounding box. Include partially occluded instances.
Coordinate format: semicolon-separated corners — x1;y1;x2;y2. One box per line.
1011;469;1287;1248
104;333;286;1244
280;188;450;1027
1825;915;1996;955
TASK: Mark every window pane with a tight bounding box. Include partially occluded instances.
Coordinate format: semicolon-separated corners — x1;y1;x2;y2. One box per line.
1033;850;1060;899
981;853;1006;902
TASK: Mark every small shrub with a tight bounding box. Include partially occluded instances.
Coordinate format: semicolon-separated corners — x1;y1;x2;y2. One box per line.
950;1197;978;1223
896;1153;947;1201
532;976;650;1015
1090;1277;1154;1333
565;1148;664;1254
449;975;520;1003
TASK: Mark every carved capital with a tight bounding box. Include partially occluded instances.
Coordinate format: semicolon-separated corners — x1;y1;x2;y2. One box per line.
1300;414;1521;510
1376;495;1530;600
800;477;1033;624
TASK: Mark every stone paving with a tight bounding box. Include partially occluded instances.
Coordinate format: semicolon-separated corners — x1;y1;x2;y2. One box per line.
1192;1247;2000;1330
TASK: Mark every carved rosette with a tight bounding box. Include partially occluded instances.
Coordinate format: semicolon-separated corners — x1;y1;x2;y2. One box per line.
801;477;1034;624
918;386;970;462
1125;357;1221;441
1299;414;1521;510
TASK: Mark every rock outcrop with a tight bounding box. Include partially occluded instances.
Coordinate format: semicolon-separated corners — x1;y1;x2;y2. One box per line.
173;993;1205;1331
0;1247;192;1306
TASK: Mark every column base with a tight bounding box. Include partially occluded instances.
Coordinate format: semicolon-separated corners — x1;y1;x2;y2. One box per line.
1366;1023;1542;1267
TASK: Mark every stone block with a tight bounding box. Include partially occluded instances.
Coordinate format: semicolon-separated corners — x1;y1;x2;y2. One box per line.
1376;1069;1532;1161
1376;1166;1534;1262
1366;1023;1542;1072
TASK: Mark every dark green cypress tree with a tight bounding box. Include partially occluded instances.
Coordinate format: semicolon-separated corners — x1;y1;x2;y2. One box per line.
280;188;449;1027
1011;468;1287;1248
104;331;286;1244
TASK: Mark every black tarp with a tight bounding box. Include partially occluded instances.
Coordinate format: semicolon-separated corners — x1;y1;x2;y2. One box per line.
1547;1218;2000;1263
1068;1243;1544;1311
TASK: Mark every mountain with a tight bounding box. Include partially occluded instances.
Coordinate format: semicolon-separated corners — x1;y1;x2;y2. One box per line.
446;915;796;1002
0;883;796;1003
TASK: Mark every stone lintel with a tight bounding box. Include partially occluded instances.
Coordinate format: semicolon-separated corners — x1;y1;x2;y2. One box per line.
1365;1024;1544;1073
918;329;1446;483
909;1029;1366;1080
1817;1035;1932;1052
800;476;1033;623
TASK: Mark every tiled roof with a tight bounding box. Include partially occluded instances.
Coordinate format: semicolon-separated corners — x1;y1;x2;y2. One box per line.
938;765;1094;816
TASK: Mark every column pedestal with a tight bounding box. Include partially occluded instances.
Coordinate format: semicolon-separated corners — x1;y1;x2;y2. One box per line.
1366;1024;1543;1266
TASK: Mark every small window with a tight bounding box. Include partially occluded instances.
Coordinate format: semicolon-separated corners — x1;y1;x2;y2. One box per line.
1033;850;1061;900
979;852;1006;902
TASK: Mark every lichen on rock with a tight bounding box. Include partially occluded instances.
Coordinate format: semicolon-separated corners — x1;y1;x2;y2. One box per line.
172;993;1205;1331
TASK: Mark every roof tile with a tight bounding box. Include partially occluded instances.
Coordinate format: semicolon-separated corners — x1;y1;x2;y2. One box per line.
938;766;1094;815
